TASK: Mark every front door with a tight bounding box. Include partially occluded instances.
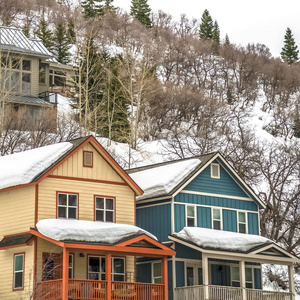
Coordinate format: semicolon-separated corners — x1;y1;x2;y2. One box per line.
42;252;62;280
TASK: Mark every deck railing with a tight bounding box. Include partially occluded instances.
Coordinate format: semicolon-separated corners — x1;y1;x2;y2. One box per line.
208;284;243;299
35;279;164;300
246;288;293;300
173;285;204;300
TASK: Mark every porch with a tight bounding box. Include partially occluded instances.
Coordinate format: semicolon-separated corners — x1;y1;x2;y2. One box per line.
174;284;293;300
35;279;165;300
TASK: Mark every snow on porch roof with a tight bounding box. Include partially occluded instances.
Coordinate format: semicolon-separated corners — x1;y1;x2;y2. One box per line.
173;227;272;253
36;219;158;245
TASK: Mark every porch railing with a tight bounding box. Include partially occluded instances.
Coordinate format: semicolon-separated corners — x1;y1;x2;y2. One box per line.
208;284;243;299
246;289;293;300
173;285;204;300
34;279;164;300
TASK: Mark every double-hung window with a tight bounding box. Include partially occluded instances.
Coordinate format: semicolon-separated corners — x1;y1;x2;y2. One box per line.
112;258;125;281
152;262;162;283
212;208;221;230
186;206;196;227
238;212;247;233
13;253;24;290
95;196;114;222
57;193;78;219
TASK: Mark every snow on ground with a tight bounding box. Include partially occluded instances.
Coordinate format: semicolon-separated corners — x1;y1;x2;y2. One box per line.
0;142;72;189
57;94;76;114
36;219;157;243
129;158;201;200
176;227;272;252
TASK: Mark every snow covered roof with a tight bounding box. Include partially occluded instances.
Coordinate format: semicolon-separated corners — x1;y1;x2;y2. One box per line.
128;153;216;201
172;227;272;253
0;142;73;190
36;219;157;244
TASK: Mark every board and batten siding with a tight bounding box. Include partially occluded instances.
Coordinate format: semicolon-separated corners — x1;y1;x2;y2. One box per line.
0;185;35;238
0;243;34;299
31;57;39;97
51;143;124;183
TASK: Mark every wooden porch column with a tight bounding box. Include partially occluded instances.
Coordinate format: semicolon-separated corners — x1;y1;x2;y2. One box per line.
202;253;209;299
62;247;69;300
162;257;168;300
239;260;246;300
105;253;112;300
288;264;295;300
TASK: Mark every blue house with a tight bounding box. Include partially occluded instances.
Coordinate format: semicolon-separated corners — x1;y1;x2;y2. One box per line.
128;152;298;300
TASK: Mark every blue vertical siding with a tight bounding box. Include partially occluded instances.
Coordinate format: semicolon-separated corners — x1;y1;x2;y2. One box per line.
185;160;249;198
211;264;231;286
248;213;259;235
174;204;185;232
137;263;151;283
254;268;262;289
197;206;212;228
223;209;237;232
136;203;171;241
176;261;185;287
175;242;202;260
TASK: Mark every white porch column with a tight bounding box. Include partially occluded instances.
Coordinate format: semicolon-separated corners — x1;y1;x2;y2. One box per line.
202;253;209;299
239;260;246;300
288;264;295;300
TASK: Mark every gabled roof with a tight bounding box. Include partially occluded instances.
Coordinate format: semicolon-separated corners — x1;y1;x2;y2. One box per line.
128;152;264;208
0;136;143;195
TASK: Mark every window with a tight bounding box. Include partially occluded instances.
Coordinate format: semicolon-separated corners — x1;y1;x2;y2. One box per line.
238;212;247;233
152;262;162;284
95;197;114;222
186;264;202;286
231;266;240;287
69;254;74;279
186;206;196;227
49;69;66;86
57;193;78;219
245;268;253;288
39;63;46;84
112;258;125;281
212;208;221;230
13;253;24;290
83;151;93;167
211;163;220;179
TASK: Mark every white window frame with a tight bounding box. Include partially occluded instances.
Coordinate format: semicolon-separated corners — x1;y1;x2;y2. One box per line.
13;253;24;289
237;211;248;234
211;163;220;179
185;262;203;286
212;208;222;230
88;256;106;280
112;257;125;281
69;254;74;279
95;196;115;222
186;205;197;227
152;262;162;284
57;193;78;219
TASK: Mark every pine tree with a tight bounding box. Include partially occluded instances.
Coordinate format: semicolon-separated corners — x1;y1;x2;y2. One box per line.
35;19;55;52
212;21;220;45
67;19;76;44
81;0;115;18
130;0;152;28
199;9;214;40
224;33;230;45
281;27;299;65
53;23;71;64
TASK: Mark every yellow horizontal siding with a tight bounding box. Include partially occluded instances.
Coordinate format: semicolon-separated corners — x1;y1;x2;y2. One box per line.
0;243;34;299
38;178;135;224
52;143;124;183
0;186;35;238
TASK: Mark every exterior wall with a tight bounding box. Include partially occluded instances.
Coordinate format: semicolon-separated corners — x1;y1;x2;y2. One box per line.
0;185;35;238
136;203;171;242
0;243;34;300
31;56;39;97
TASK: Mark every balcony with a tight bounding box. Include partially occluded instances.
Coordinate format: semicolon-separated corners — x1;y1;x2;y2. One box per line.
174;285;293;300
35;279;165;300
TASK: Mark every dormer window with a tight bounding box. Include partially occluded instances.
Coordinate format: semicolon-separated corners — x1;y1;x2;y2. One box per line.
83;151;93;167
211;163;220;179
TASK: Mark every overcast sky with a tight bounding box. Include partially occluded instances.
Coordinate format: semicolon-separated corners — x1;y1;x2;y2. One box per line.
113;0;300;58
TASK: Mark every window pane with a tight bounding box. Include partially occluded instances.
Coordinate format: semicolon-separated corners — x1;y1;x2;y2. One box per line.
39;64;46;83
22;73;31;94
187;218;195;227
22;60;31;71
58;194;67;205
106;211;113;222
239;212;246;223
84;152;92;166
187;206;195;217
153;263;161;278
1;70;9;90
15;255;23;271
114;258;124;274
89;257;100;272
89;273;99;280
239;223;246;234
198;268;203;285
232;281;240;287
58;207;66;218
106;198;114;210
245;268;252;282
101;258;105;273
213;209;220;220
1;57;9;67
114;274;125;281
96;210;104;221
68;208;77;219
12;58;20;69
246;282;253;288
15;272;23;288
231;267;240;281
11;71;20;92
186;267;194;286
213;220;221;230
68;194;77;206
96;198;104;209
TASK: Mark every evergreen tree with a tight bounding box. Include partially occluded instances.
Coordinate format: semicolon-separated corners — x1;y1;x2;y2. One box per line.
224;33;230;45
199;9;214;40
281;27;299;65
212;21;220;45
130;0;152;28
22;25;30;38
35;19;55;52
53;23;71;64
67;19;76;44
81;0;115;18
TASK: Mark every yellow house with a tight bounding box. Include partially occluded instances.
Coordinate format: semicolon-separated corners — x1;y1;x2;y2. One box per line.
0;135;175;300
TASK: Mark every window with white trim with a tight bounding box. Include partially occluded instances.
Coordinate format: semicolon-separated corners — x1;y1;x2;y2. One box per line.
231;266;240;287
152;262;162;284
212;208;221;230
186;206;196;227
245;268;253;288
14;254;24;289
211;163;220;179
238;212;247;233
57;193;78;219
69;254;74;279
112;258;125;281
95;197;114;222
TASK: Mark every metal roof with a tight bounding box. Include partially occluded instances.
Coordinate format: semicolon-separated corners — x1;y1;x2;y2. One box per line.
6;95;55;107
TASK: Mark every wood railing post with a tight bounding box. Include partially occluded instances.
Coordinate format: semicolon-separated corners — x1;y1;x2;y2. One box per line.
62;247;69;300
202;253;209;299
162;257;168;300
288;264;295;300
106;253;112;300
239;260;246;300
